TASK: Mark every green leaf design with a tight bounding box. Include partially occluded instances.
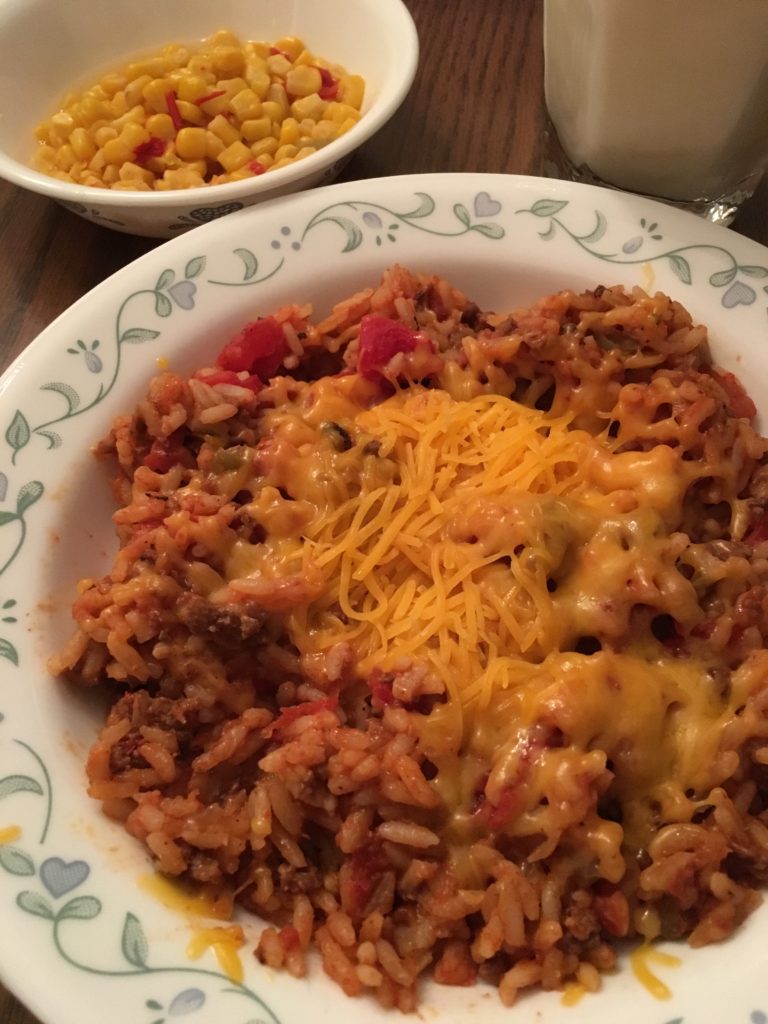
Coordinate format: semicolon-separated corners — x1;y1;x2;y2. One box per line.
0;512;18;527
37;430;63;450
580;210;607;244
146;1001;162;1011
539;223;556;241
57;895;102;921
0;639;18;665
154;293;173;318
667;253;692;285
234;248;258;281
453;203;470;227
400;192;435;220
41;381;80;413
121;912;149;968
16;481;44;515
185;256;206;279
529;198;569;217
328;216;363;252
738;264;768;278
0;775;42;799
120;328;161;344
709;267;737;287
6;411;30;453
156;268;175;291
470;222;504;240
0;846;35;876
17;890;54;919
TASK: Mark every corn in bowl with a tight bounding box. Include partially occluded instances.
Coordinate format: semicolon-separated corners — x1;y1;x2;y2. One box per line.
33;29;365;191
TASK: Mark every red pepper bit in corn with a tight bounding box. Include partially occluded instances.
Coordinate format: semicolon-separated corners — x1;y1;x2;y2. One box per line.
195;89;227;106
248;160;267;175
133;136;166;163
269;46;292;60
165;90;184;131
316;67;339;100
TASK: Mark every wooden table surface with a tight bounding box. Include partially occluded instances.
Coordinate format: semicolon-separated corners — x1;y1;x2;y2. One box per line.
1;0;768;1020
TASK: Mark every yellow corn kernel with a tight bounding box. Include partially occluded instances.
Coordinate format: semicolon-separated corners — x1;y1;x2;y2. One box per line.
163;44;190;68
123;74;152;108
142;77;174;112
261;101;284;123
311;119;339;145
285;65;322;98
205;131;226;159
54;145;76;171
338;117;358;136
110;179;153;191
217;76;249;97
163;167;206;189
118;161;155;184
266;83;289;114
245;40;270;60
246;68;271;99
294;146;316;161
175;126;208;161
177;75;209;103
101;137;133;164
324;101;361;125
112;105;147;130
266;53;292;78
250;136;279;158
290;93;326;122
100;73;127;97
197;92;229;117
338;74;365;109
274;36;305;60
177;100;205;126
94;125;118;147
271;157;294;170
70;127;97;161
34;143;57;166
83;173;107;188
103;163;120;183
119;121;150;150
255;152;274;169
274;143;298;161
211;46;244;77
241;116;272;142
88;150;107;172
292;49;315;68
279;117;300;145
217;139;252;172
146;113;176;139
110;91;129;117
187;54;216;80
205;29;240;48
207;113;241;146
229;88;262;122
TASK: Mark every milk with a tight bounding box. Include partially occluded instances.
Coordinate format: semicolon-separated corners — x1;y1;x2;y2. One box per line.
543;0;768;202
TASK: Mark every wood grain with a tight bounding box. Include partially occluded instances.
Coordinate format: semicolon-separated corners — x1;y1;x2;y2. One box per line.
0;0;767;1019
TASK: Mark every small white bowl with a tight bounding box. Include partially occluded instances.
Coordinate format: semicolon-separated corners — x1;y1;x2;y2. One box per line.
0;0;418;237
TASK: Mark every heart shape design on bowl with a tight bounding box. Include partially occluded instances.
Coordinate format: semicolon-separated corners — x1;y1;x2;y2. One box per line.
168;281;197;310
40;857;90;898
473;191;501;218
722;281;756;308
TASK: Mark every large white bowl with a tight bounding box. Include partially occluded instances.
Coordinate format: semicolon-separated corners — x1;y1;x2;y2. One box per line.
0;0;418;237
3;173;768;1024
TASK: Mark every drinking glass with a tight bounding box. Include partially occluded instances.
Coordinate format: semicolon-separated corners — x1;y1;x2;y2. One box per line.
543;0;768;225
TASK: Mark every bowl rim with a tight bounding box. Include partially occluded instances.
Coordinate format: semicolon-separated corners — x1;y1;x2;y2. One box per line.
0;0;418;209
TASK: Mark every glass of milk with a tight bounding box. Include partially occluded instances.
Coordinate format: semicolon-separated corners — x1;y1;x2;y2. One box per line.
543;0;768;225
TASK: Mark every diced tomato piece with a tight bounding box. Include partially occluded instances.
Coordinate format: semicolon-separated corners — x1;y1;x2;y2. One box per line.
278;925;301;952
193;367;263;392
367;668;401;709
248;160;267;175
712;369;757;420
356;315;420;380
316;66;339;100
215;316;288;379
133;136;165;163
143;429;193;473
266;695;339;737
593;887;630;937
477;788;523;830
